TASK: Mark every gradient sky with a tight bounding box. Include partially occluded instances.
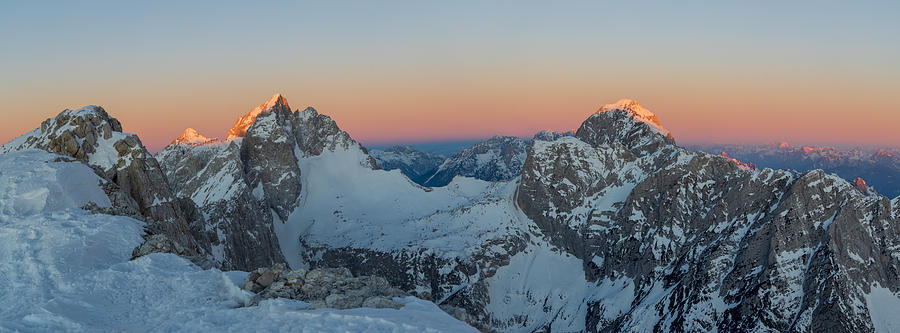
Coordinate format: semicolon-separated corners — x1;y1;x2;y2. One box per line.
2;1;899;152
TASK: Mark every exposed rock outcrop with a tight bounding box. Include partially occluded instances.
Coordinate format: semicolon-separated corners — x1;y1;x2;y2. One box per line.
0;106;212;258
156;94;377;271
244;264;407;309
719;152;759;171
854;177;869;192
226;93;290;140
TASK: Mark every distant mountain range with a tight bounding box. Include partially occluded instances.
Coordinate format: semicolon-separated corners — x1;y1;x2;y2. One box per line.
687;143;900;197
369;131;573;187
369;145;446;184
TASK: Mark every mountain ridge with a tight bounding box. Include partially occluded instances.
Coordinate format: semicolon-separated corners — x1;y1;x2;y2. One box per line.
3;95;899;332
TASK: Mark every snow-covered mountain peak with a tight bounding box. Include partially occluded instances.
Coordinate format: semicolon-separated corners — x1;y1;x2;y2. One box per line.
226;93;291;140
60;105;106;118
0;105;132;170
1;105;213;257
263;93;288;108
599;99;652;120
596;99;669;136
575;99;675;155
875;149;895;158
423;136;529;187
172;128;218;145
300;106;318;115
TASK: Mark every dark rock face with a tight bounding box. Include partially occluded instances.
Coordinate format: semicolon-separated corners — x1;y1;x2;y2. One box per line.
161;139;287;270
302;236;527;331
156;96;376;271
0;106;211;258
240;109;303;222
424;136;530;187
293;107;373;162
516;102;900;332
574;106;675;156
370;145;445;185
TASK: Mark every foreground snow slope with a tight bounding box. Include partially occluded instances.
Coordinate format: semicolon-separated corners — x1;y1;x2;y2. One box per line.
0;150;475;332
286;148;518;258
0;150;111;216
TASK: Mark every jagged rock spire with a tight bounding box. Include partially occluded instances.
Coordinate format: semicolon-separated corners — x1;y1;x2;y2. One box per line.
226;93;291;140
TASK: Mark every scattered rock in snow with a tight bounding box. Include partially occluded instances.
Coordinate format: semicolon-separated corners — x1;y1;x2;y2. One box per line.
132;234;189;259
131;233;217;269
245;265;407;309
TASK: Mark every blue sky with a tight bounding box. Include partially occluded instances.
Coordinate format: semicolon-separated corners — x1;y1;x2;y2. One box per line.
2;1;899;149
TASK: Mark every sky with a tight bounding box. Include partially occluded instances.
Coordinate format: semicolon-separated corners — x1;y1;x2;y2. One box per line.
1;1;899;152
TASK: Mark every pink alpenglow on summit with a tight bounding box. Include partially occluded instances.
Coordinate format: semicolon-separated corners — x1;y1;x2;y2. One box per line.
854;177;869;192
596;99;671;137
226;93;291;140
718;152;759;171
172;128;218;145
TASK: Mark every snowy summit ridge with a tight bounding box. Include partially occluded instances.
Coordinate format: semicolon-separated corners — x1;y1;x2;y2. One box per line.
596;99;669;136
173;128;218;145
226;93;290;140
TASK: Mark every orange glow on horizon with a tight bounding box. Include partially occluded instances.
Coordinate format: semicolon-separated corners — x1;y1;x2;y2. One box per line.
2;66;899;153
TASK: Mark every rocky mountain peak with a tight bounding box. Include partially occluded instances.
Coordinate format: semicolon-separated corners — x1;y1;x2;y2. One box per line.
0;105;131;170
875;149;895;158
575;99;675;154
262;93;289;109
153;94;375;268
226;93;292;140
172;128;218;145
597;99;663;128
1;104;212;258
854;177;868;192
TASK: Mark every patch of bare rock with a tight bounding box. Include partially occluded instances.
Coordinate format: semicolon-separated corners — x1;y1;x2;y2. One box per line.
243;264;407;309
